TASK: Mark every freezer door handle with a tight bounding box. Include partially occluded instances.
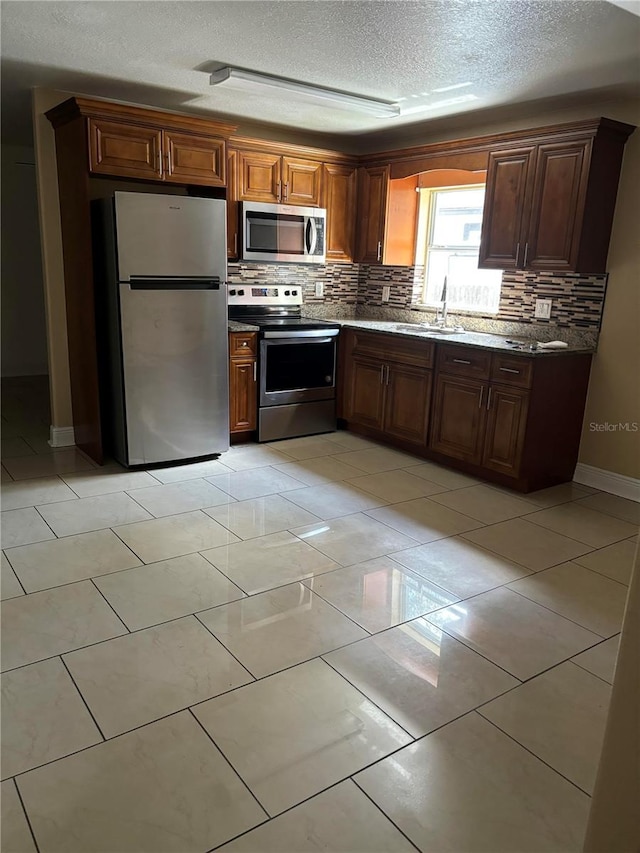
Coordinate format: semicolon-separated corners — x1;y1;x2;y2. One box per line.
128;277;224;290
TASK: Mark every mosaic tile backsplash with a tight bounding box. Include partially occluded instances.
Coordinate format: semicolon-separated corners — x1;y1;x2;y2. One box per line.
227;262;608;334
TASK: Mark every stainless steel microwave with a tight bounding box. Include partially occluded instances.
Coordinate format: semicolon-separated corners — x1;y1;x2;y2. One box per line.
241;202;326;264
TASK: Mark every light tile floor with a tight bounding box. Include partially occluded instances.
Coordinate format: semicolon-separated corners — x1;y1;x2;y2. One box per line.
1;376;638;852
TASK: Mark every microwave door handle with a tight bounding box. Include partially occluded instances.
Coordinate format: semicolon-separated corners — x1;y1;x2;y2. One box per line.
306;218;317;256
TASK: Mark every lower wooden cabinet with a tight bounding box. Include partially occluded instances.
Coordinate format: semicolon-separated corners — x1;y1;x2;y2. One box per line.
342;330;433;449
341;330;593;492
429;345;592;490
430;375;486;463
430;375;528;476
229;332;257;435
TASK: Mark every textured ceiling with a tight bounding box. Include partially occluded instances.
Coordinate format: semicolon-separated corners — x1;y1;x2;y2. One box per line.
1;0;639;146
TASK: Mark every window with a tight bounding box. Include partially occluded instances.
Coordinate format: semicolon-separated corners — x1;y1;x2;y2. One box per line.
419;185;502;314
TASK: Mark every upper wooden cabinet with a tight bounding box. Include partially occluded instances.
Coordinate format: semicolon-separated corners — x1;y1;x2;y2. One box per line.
48;97;236;188
322;163;357;263
479;119;634;273
89;119;163;179
234;148;323;206
355;167;419;266
227;137;357;260
88;119;226;186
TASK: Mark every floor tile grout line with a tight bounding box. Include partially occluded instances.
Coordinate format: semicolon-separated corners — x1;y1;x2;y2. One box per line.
25;504;59;542
505;584;611;639
192;612;259;681
88;577;131;633
13;776;42;853
475;710;594;798
58;655;107;741
2;551;29;596
519;511;636;547
187;707;271;820
564;557;632;588
571;494;640;526
320;656;416;741
425;599;620;686
351;777;423;852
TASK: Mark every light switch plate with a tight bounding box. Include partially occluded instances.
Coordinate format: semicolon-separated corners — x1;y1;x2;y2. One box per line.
315;282;324;298
382;285;391;302
534;298;552;319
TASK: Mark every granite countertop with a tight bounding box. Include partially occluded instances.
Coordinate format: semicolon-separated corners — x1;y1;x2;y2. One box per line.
228;320;259;332
227;317;595;356
323;319;595;357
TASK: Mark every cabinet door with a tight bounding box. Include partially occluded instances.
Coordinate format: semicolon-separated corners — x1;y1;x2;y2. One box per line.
163;132;226;186
384;365;432;447
322;164;357;262
430;375;486;463
88;119;162;179
478;147;535;269
282;157;323;206
345;357;385;430
356;165;390;264
229;358;257;433
227;149;239;259
525;140;591;271
237;151;281;202
482;385;529;476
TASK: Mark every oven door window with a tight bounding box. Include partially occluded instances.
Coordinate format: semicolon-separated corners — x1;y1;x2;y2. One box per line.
264;340;335;393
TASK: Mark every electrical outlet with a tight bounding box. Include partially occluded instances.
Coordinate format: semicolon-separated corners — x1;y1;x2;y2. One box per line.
315;282;324;298
534;298;552;319
382;285;391;303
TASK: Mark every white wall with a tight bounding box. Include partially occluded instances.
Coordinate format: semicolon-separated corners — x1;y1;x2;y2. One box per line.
1;144;49;376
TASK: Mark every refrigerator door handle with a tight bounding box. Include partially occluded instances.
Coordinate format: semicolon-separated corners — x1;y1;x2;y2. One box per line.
129;277;223;290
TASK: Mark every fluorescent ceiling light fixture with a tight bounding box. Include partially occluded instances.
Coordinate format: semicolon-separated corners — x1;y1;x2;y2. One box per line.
210;66;400;117
399;93;479;116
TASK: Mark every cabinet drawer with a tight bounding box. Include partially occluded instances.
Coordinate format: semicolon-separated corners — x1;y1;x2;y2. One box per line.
350;331;434;369
490;354;533;388
229;332;257;357
437;345;491;379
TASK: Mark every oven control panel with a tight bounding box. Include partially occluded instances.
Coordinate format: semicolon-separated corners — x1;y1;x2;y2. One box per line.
228;286;302;307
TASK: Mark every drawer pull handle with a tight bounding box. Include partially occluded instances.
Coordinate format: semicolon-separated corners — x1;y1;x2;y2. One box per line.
499;367;520;374
487;387;493;410
452;358;472;365
253;361;257;382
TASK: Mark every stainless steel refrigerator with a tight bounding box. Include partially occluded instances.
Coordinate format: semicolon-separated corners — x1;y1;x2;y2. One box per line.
95;191;229;467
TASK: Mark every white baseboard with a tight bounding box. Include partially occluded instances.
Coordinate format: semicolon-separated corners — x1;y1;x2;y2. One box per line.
574;463;640;502
49;426;75;448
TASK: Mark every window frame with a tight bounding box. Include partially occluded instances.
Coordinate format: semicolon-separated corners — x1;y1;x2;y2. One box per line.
417;183;502;315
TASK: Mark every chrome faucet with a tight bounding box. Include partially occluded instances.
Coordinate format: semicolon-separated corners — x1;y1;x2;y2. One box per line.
436;277;448;327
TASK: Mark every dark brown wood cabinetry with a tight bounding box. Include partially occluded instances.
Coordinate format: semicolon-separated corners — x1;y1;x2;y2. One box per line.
355;167;419;266
226;139;357;260
342;330;433;448
322;163;357;263
341;329;592;491
479;119;634;273
234;148;323;205
88;118;228;186
229;332;257;435
430;344;592;489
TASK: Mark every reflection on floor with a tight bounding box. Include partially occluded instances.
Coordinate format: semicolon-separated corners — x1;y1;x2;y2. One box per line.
2;376;638;852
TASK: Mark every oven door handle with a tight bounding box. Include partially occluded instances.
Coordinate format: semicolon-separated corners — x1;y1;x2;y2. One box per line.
262;330;339;340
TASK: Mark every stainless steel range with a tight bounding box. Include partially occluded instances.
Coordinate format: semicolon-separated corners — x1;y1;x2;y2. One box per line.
228;286;340;442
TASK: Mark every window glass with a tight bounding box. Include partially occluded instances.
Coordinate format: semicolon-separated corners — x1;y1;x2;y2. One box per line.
421;186;502;314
